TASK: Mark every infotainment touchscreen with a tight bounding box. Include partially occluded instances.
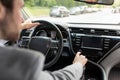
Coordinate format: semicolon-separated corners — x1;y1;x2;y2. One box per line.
81;36;103;50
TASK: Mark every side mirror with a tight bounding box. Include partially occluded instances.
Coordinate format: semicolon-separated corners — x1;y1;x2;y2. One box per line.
75;0;114;5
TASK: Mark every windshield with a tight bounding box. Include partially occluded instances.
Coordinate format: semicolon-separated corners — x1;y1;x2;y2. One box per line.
24;0;120;24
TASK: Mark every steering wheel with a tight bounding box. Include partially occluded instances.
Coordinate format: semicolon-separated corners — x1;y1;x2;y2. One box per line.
20;20;63;69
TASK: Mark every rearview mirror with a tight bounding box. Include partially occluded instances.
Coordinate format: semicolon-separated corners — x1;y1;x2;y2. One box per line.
75;0;114;5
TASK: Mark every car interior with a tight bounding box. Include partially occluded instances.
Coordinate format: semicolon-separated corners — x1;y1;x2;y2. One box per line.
17;0;120;80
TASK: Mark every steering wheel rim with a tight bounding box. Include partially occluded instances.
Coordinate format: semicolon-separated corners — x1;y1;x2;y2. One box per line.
28;20;63;69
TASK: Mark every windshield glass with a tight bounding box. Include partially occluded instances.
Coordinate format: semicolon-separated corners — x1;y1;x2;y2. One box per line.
24;0;120;24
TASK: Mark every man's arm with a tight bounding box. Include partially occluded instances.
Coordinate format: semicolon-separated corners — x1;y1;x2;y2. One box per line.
33;52;87;80
39;63;83;80
0;47;87;80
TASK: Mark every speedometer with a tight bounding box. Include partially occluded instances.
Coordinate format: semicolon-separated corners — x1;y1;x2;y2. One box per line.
36;30;47;36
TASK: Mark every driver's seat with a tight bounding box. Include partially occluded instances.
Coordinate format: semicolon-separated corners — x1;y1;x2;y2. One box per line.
0;46;45;80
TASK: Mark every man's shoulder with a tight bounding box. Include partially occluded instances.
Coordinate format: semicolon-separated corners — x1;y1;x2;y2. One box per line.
0;46;45;59
0;46;45;68
0;46;45;80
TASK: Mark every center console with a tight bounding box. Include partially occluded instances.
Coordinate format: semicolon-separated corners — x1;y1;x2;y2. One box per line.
69;27;120;62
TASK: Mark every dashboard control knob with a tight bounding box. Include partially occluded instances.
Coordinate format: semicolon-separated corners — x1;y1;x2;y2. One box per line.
116;30;120;35
98;52;103;56
91;29;95;33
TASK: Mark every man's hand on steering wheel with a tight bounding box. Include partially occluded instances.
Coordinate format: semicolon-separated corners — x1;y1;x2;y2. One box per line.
20;19;40;30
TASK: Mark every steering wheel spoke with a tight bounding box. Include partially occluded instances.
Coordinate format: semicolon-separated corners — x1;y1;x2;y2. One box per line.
50;40;59;49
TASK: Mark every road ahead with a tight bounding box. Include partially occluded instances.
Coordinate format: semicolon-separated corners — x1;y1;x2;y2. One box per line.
38;11;120;24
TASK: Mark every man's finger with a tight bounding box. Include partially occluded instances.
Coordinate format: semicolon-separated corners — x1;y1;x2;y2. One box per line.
33;22;40;25
32;23;40;26
26;23;40;29
76;52;81;56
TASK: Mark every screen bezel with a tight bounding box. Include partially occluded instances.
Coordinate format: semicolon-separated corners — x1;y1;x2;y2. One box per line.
81;36;103;50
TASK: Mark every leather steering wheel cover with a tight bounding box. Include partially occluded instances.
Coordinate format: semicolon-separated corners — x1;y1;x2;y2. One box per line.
30;20;63;69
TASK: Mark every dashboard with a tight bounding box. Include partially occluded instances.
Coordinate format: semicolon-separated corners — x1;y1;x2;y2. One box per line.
68;23;120;80
69;26;120;63
19;21;120;80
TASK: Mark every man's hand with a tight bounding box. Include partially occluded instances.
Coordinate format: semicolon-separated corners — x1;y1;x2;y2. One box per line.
20;19;40;30
73;52;87;66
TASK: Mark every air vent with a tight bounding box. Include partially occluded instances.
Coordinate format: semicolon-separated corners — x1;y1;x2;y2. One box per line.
92;29;117;36
70;28;81;33
106;30;116;36
70;28;91;34
83;29;91;34
70;28;118;36
95;29;104;35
